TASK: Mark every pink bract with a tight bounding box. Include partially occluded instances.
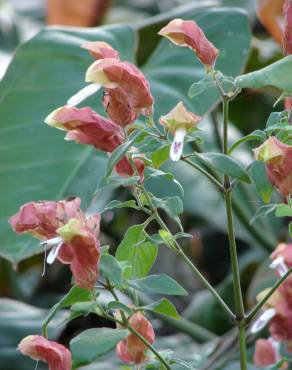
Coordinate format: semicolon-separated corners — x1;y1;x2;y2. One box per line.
46;105;144;178
254;339;279;367
18;335;71;370
57;215;101;290
9;198;81;240
254;136;292;197
103;87;138;126
82;41;120;60
158;18;219;67
86;58;153;117
117;312;155;364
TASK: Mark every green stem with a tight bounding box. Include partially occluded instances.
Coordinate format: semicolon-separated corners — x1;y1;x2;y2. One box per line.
239;325;247;370
245;267;292;325
140;183;235;321
225;191;245;317
222;97;246;370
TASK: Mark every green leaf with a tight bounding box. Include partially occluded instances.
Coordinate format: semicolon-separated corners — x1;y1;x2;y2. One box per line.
128;274;188;296
151;145;170;168
235;55;292;92
152;196;183;224
58;285;91;308
228;130;266;154
250;204;277;225
106;141;134;178
145;168;184;196
116;223;157;279
141;298;180;319
71;301;102;316
97;175;140;192
289;221;292;238
102;200;139;213
266;111;288;129
42;285;91;332
107;301;133;316
275;204;292;217
70;328;128;366
188;76;215;98
100;254;123;286
250;161;273;203
197;153;250;183
158;229;176;250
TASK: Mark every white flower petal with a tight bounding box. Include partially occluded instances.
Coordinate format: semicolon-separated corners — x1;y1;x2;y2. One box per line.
250;308;276;334
270;256;288;277
67;83;101;106
46;242;63;265
40;236;63;246
170;127;186;162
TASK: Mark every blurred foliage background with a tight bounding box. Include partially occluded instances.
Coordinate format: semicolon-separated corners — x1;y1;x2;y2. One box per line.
0;0;289;369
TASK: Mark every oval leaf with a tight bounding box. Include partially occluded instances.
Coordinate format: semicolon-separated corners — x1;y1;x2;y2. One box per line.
198;153;250;183
141;298;180;319
249;161;273;204
100;254;123;286
116;223;157;279
235;55;292;92
128;274;188;296
70;328;128;366
228;130;266;154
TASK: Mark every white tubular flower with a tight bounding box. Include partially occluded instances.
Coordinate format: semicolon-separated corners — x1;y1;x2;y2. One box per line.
40;236;63;265
170;127;186;161
270;256;289;277
250;308;276;334
67;83;101;106
159;101;201;162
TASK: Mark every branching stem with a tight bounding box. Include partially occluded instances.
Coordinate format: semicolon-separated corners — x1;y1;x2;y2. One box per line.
139;183;235;321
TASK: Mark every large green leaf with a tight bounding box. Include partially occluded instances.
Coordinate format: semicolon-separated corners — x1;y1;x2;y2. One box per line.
1;6;251;263
235;55;292;92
